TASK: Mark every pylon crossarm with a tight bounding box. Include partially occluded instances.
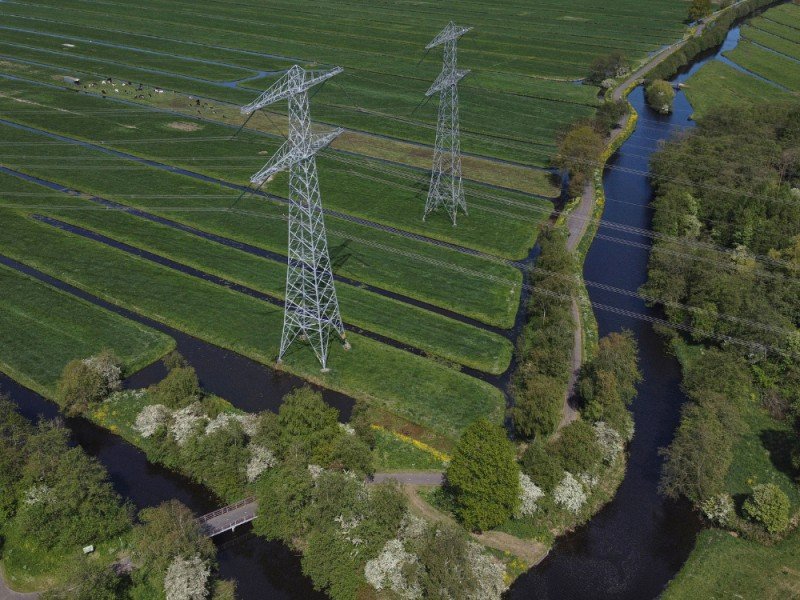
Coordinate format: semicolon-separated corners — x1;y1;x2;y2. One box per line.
426;22;473;49
425;68;470;97
241;66;343;115
250;128;343;185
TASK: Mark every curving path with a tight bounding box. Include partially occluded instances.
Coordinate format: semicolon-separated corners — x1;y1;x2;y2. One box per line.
0;572;38;600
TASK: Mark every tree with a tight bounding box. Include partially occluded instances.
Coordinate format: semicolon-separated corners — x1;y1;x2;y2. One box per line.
164;555;211;600
554;124;604;196
587;51;628;84
520;440;564;493
57;360;108;415
645;79;676;114
413;523;505;600
554;420;602;475
276;387;341;462
446;418;519;531
511;373;563;439
149;366;201;409
253;458;314;542
688;0;713;22
743;483;790;534
131;500;216;594
15;422;131;550
659;397;736;505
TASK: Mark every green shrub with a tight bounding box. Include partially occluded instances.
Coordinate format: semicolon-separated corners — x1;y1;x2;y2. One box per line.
743;483;791;535
446;418;519;531
276;386;341;463
554;420;602;475
148;366;201;409
520;441;564;492
511;372;564;439
646;80;676;114
659;396;736;505
57;360;108;415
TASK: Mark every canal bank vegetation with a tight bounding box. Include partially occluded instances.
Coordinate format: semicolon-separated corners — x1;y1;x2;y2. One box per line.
68;355;510;598
0;396;234;599
643;100;800;593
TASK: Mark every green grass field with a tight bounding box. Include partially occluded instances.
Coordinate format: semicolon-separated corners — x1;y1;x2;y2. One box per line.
663;528;800;600
0;0;693;448
0;263;174;396
0;208;505;442
683;61;791;117
724;39;800;92
685;3;800;116
0;0;688;165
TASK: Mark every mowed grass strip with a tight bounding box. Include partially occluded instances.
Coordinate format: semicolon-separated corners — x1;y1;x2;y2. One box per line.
0;210;505;440
0;262;174;396
0;122;521;327
684;61;790;117
0;80;548;259
742;24;800;62
0;175;513;374
724;40;800;92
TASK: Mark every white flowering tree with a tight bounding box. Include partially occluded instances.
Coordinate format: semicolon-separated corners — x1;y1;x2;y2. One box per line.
701;494;734;526
553;472;587;514
164;555;210;600
169;403;208;446
83;350;122;392
515;472;544;518
593;422;624;464
133;404;171;438
465;541;507;600
364;538;421;599
246;444;276;482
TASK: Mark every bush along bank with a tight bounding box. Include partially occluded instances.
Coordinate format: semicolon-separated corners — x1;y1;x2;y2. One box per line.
0;395;234;599
60;350;513;599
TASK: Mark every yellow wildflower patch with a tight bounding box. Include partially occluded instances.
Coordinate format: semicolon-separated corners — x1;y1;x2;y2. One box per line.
371;425;451;463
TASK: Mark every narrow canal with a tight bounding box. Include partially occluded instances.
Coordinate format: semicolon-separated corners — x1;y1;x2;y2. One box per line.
507;23;751;600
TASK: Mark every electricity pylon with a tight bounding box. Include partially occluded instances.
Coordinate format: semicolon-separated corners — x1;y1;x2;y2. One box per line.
423;22;472;226
242;65;349;371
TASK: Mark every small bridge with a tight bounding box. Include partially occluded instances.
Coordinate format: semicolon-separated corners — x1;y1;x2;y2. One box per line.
197;496;257;537
196;471;444;537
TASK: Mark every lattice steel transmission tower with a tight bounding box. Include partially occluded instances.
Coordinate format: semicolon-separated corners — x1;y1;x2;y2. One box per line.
423;22;472;226
242;65;349;371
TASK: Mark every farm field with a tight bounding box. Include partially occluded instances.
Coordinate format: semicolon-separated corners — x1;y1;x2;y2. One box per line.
0;0;688;166
0;263;174;396
0;0;693;450
684;3;800;116
683;60;790;117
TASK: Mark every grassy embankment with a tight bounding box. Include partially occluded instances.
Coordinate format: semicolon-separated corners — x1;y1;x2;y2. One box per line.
665;340;800;599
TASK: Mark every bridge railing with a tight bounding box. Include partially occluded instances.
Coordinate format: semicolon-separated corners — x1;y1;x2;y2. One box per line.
197;496;256;525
